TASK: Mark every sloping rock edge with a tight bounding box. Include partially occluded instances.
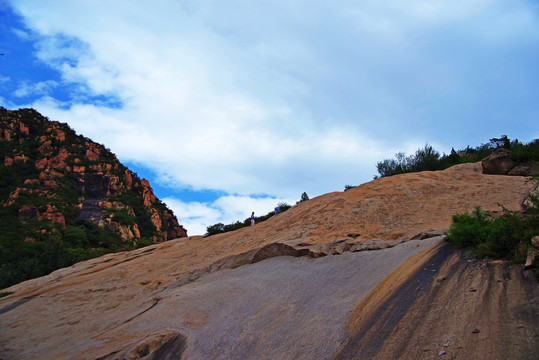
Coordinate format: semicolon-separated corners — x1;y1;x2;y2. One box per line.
166;229;447;290
333;243;539;360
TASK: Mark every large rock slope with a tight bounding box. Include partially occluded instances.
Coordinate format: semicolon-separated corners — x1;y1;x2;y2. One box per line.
0;163;537;359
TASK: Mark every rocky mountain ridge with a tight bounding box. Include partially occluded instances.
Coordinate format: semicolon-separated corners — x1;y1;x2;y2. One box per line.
0;107;186;288
1;161;537;359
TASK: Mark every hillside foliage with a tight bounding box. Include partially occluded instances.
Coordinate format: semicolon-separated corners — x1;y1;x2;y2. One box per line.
445;181;539;267
0;108;184;289
375;136;539;178
206;201;294;236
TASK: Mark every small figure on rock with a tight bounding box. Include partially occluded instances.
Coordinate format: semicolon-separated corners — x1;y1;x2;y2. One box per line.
251;212;255;226
274;206;281;215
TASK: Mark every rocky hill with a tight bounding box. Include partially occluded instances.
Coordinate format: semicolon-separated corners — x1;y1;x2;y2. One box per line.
0;107;186;288
0;161;537;359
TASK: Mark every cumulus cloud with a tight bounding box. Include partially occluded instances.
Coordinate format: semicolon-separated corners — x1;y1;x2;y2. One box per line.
163;195;295;235
13;80;58;98
5;0;539;233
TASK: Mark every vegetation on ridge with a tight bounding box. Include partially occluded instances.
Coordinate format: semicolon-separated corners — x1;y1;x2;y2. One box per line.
377;135;539;268
375;136;539;178
206;201;293;236
0;107;185;289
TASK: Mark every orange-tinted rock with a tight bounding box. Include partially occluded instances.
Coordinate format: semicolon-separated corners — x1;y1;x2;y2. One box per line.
4;157;13;166
55;130;66;142
43;180;57;189
86;149;99;161
13;154;28;163
1;163;537;360
41;204;66;227
23;179;40;186
85;142;101;161
35;158;49;169
18;121;29;135
141;178;156;207
150;208;162;234
132;223;141;238
38;140;53;154
73;165;86;173
49;149;69;170
124;170;133;189
99;201;113;210
2;128;11;141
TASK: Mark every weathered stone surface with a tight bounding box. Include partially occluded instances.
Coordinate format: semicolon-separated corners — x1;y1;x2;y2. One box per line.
482;148;515;175
1;163;537;360
54;129;65;142
35;157;48;169
525;236;539;269
532;236;539;249
125;169;133;189
508;161;539;176
142;178;156;207
41;204;66;227
85;142;101;161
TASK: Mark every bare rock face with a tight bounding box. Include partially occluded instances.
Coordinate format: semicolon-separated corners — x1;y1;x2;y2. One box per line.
524;235;539;269
482;148;515;174
482;148;539;176
1;163;537;360
508;161;539;176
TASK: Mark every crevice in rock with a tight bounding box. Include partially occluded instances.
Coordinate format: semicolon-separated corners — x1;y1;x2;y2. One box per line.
0;294;38;315
122;298;161;324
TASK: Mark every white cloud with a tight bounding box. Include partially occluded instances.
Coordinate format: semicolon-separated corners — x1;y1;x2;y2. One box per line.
6;0;539;233
162;195;295;236
14;80;58;98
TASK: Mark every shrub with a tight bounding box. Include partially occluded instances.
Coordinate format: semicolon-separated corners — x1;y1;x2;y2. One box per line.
206;223;225;236
375;136;539;179
205;201;293;236
445;207;490;248
296;192;309;204
445;186;539;264
111;209;136;227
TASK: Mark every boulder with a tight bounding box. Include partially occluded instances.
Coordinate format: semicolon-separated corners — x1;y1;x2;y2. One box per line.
507;161;539;176
35;158;49;169
532;236;539;249
524;236;539;270
482;148;515;175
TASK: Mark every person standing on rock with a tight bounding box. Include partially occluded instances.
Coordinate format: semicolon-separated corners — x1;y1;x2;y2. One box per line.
251;212;255;226
274;206;281;215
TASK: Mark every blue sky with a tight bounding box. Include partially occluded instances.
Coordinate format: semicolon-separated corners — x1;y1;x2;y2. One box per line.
1;0;538;235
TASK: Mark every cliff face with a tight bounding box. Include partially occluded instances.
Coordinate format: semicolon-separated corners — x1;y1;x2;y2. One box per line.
0;162;537;360
0;107;186;288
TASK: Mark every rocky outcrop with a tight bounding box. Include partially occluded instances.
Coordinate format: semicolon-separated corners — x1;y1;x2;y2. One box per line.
482;148;539;176
0;107;186;271
524;236;539;269
0;162;537;360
